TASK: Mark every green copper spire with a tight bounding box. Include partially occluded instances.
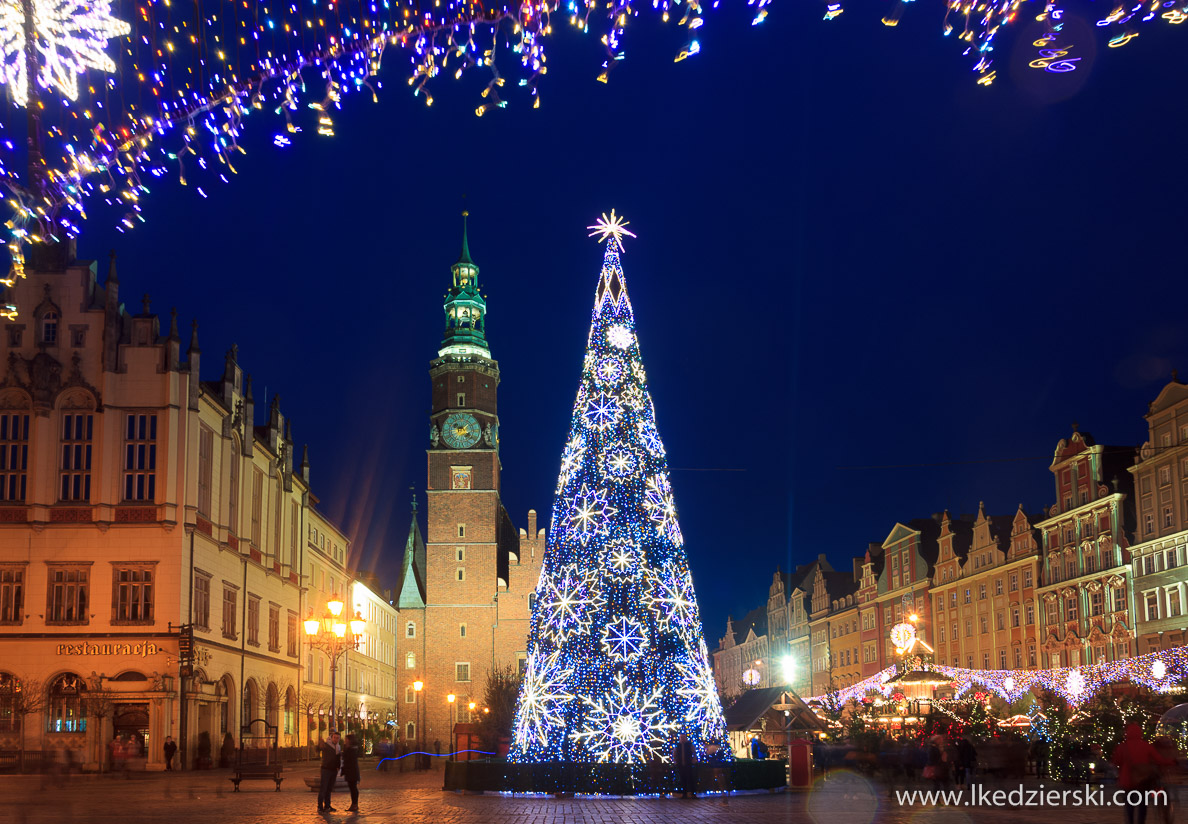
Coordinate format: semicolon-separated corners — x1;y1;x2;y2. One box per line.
439;210;489;358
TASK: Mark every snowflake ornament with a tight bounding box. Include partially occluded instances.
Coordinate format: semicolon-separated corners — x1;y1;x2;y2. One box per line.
605;540;640;575
584;391;621;431
0;0;131;107
510;650;574;753
598;356;623;387
570;672;674;764
638;420;666;458
537;564;603;643
676;654;728;739
604;445;636;479
648;567;698;633
607;325;634;350
644;473;682;546
563;483;616;546
620;384;646;412
601;616;649;662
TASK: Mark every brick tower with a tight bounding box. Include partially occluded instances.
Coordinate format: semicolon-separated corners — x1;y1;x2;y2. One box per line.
394;214;544;755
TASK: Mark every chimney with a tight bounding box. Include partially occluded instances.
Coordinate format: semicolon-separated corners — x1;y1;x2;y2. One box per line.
242;375;255;457
186;320;200;411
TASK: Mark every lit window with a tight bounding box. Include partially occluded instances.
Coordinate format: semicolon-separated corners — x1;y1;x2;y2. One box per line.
0;412;29;503
122;414;157;502
60;413;93;502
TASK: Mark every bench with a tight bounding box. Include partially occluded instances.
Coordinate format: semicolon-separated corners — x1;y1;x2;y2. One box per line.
230;766;284;791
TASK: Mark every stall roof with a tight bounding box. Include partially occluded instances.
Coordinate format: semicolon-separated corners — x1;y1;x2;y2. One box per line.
723;687;828;733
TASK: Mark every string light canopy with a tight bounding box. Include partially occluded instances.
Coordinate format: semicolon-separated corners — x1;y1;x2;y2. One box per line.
809;645;1188;708
0;0;1185;318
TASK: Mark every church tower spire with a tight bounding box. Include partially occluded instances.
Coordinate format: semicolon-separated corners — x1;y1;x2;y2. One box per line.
439;210;489;358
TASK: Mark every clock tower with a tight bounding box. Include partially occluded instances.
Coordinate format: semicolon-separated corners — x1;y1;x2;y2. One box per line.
402;212;544;747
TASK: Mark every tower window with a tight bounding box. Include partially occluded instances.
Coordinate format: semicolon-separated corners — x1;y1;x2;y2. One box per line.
458;524;465;538
457;393;466;407
456;568;465;582
457;376;465;384
460;623;467;638
456;548;464;562
41;312;58;345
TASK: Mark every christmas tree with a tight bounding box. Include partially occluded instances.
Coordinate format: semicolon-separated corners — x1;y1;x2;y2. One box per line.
509;212;731;765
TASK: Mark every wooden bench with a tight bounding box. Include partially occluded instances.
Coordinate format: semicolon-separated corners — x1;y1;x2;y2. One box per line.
230;766;284;791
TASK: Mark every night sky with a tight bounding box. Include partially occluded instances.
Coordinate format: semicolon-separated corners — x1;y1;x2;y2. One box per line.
73;2;1188;645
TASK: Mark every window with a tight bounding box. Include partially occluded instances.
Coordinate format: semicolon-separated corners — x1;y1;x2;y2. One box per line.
1146;592;1160;621
406;652;416;669
1085;554;1097;574
1026;605;1035;625
964;589;971;604
996;612;1005;631
112;567;153;623
1167;549;1179;570
197;426;214;517
1170;589;1183;618
0;567;22;625
406;621;416;638
1046;600;1058;626
950;592;957;608
222;586;238;639
456;548;465;562
405;687;416;704
47;566;88;623
287;612;298;657
0;673;19;732
456;568;465;582
247;595;260;645
982;652;990;669
194;573;211;629
1028;645;1037;667
289;502;299;570
60;413;92;501
455;663;471;682
123;413;157;501
1164;506;1175;528
251;468;263;546
1024;569;1033;587
1012;608;1020;627
457;393;466;407
1065;595;1078;622
995;579;1003;595
47;674;85;732
1145;513;1155;535
1160;466;1172;486
979;616;988;633
1090;590;1104;617
1112;585;1127;613
965;619;972;637
457;524;465;538
41;311;58;344
269;604;281;652
967;656;974;669
228;444;240;533
459;623;467;638
0;412;29;502
979;584;986;600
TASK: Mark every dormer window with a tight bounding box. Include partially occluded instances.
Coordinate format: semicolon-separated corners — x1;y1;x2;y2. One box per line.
41;312;58;345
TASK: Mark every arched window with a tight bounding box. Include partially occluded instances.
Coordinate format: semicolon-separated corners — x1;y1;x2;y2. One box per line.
406;722;415;741
242;679;258;724
284;687;296;735
0;673;19;732
265;682;279;731
406;652;416;669
47;674;86;732
227;437;241;535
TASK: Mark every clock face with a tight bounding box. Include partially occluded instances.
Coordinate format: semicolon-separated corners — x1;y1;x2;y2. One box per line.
442;413;481;449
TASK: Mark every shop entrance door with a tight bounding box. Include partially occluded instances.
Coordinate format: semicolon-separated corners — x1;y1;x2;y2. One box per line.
113;704;151;760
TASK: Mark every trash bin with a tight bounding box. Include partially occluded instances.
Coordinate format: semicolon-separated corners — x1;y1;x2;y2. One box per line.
789;738;814;789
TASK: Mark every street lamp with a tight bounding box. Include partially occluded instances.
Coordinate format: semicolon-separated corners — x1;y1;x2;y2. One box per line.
304;596;366;735
413;680;424;770
447;695;456;761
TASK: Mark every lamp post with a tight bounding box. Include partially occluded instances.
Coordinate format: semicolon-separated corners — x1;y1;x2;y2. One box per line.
304;596;366;736
413;680;424;770
447;695;456;761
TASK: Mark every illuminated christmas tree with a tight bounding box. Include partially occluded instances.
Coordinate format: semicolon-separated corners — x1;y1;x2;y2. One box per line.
509;212;730;765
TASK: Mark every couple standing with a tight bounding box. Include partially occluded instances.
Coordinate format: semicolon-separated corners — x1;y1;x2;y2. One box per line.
318;730;361;813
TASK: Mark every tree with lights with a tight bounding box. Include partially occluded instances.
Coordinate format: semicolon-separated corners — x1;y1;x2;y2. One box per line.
508;212;730;766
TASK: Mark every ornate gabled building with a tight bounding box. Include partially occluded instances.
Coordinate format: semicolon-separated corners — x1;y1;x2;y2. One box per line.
808;565;860;695
0;243;360;770
930;505;1043;672
392;216;544;751
1035;427;1136;667
1128;374;1188;653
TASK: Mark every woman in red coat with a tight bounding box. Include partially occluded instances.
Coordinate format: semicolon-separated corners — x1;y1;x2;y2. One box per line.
1112;724;1174;824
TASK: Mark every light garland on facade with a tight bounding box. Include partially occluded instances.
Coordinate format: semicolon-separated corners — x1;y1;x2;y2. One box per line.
508;215;730;766
809;644;1188;708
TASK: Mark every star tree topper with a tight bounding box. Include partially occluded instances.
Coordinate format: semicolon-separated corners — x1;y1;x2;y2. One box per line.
587;209;637;251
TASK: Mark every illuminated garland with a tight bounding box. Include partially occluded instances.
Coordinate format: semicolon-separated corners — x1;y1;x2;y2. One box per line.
809;645;1188;708
1;0;1187;320
508;214;731;765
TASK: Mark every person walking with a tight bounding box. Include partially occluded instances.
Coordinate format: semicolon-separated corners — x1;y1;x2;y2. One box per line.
955;737;976;788
318;730;342;813
674;732;696;799
163;736;177;771
342;733;361;812
1113;723;1174;824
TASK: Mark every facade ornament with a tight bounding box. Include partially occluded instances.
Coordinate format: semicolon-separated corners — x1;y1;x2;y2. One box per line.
483;423;494;447
231;399;244;433
430;424;440;447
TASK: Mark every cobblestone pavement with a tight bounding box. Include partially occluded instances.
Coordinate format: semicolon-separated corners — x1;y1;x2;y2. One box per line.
0;764;1165;824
